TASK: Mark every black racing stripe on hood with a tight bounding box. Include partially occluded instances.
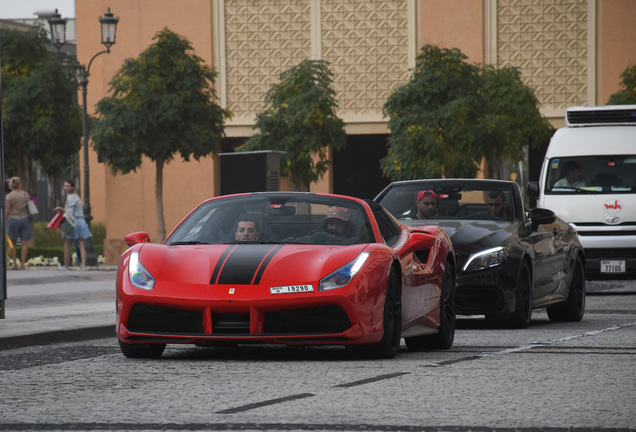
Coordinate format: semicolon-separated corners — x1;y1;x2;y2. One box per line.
252;244;285;284
210;244;236;285
215;244;282;285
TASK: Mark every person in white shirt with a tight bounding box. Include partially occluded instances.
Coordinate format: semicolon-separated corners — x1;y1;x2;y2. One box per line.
554;161;586;188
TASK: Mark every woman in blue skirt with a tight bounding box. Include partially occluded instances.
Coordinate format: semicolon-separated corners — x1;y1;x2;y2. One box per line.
54;179;93;270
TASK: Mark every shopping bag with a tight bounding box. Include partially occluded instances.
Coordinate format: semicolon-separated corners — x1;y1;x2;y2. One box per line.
58;216;76;235
27;199;39;222
5;234;13;255
47;212;64;230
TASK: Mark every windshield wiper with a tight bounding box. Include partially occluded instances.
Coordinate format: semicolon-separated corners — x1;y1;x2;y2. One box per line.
169;240;211;245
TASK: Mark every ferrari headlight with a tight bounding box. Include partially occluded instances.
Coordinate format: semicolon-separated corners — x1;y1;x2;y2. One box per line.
463;247;508;272
128;251;155;290
319;252;370;291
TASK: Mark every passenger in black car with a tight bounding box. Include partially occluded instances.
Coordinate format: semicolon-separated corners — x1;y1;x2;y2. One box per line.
486;191;509;220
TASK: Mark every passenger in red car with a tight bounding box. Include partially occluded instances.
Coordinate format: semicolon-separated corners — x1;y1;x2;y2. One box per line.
235;216;260;241
323;206;351;234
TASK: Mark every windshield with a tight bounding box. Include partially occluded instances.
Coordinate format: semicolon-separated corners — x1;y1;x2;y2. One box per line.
378;181;516;223
546;156;636;194
166;194;374;246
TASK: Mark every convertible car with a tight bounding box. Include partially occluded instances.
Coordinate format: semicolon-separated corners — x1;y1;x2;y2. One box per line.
117;192;455;359
375;179;585;328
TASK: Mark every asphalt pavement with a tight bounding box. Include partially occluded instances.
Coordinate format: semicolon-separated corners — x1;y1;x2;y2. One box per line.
0;266;634;351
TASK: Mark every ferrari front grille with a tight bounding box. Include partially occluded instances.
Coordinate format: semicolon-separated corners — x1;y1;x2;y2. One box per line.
264;305;351;334
127;304;203;334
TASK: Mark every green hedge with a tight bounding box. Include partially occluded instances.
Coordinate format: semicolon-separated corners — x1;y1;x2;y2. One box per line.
8;221;106;262
10;244;105;262
32;220;106;247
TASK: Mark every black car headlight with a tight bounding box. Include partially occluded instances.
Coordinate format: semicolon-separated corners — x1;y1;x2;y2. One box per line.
463;246;508;272
319;252;370;291
128;251;155;290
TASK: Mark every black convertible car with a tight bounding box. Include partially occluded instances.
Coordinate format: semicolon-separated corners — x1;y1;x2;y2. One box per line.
375;179;585;328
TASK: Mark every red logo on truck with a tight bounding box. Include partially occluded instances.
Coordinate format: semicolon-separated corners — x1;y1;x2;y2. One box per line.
603;199;623;214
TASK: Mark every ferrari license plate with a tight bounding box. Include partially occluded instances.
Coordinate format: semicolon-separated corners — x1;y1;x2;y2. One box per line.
601;260;625;273
270;284;314;295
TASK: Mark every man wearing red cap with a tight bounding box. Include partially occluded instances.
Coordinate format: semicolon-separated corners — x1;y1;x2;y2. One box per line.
415;190;438;219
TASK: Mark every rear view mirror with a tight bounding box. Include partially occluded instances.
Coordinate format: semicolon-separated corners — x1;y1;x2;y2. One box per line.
401;231;436;257
125;232;151;247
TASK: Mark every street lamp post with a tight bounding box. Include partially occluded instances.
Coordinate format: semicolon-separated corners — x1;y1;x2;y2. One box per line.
49;9;119;266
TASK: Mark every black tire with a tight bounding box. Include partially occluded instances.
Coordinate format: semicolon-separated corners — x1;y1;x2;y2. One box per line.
509;260;532;329
366;269;402;359
547;256;586;322
118;340;166;359
405;261;455;350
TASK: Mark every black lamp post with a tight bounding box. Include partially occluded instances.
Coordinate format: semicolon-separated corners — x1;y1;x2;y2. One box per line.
49;8;119;266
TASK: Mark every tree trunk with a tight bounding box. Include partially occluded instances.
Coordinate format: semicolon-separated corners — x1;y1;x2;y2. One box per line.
155;159;166;243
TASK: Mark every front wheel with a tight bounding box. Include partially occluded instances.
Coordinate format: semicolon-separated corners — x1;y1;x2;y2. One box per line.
547;256;585;322
405;260;455;350
508;260;532;329
118;340;166;359
361;269;401;359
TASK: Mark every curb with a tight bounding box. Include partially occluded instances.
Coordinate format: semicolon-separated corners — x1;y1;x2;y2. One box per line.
0;325;116;351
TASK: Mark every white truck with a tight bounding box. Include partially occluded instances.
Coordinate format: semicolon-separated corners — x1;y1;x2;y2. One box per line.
528;105;636;280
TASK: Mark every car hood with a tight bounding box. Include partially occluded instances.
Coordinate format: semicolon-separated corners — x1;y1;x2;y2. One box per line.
133;242;370;286
419;219;514;260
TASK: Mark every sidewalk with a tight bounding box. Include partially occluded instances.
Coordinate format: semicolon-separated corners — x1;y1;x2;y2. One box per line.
0;266;117;350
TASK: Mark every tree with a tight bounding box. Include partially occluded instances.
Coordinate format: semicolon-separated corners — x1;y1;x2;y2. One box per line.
381;45;484;180
382;44;553;181
608;64;636;105
239;59;346;191
1;26;82;189
480;65;553;178
91;28;230;242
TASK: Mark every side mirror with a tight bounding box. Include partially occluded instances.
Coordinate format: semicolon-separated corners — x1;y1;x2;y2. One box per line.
529;208;556;225
401;231;436;257
527;181;539;199
125;232;150;247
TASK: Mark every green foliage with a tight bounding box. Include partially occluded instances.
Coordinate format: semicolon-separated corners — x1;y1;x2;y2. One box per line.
91;28;229;240
240;59;347;191
382;44;553;181
32;221;106;247
0;26;82;180
381;45;484;180
480;65;554;177
608;64;636;105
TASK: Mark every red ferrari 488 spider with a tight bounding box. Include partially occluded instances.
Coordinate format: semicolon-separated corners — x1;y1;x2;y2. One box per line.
117;192;455;359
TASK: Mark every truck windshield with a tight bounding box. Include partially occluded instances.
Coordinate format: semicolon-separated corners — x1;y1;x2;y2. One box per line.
546;156;636;194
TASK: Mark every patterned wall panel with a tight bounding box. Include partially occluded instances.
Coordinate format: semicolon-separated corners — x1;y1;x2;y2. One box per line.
321;0;411;116
497;0;588;112
224;0;312;118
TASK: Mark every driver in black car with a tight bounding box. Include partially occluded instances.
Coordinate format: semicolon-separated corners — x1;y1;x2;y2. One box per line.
486;191;510;220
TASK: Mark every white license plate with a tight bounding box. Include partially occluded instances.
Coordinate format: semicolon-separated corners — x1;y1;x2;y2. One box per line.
601;260;626;273
270;284;314;295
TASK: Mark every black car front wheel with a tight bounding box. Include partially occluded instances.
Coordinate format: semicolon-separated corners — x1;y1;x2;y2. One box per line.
547;255;585;322
509;260;532;329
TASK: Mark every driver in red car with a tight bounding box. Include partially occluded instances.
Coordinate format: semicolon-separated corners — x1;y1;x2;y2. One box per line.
235;216;260;241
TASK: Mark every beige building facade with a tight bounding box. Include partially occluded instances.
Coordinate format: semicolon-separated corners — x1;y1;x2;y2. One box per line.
73;0;636;263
